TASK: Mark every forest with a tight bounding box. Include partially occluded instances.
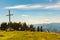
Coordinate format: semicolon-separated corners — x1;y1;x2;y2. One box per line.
0;22;44;32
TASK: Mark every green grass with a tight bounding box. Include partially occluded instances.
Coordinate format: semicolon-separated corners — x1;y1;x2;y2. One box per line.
0;31;60;40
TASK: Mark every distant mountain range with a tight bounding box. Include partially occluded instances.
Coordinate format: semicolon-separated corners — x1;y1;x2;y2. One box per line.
33;23;60;33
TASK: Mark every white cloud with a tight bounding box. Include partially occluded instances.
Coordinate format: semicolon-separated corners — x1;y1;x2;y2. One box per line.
26;18;60;24
5;4;43;9
5;3;60;10
21;14;30;17
45;5;60;9
19;15;60;24
56;2;60;4
45;2;60;9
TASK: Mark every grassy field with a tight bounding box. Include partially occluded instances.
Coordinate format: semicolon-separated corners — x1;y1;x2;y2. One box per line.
0;31;60;40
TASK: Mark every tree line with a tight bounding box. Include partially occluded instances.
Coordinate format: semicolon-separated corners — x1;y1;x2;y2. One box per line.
0;22;44;32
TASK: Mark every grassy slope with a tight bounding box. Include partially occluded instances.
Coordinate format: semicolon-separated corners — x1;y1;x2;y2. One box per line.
0;31;60;40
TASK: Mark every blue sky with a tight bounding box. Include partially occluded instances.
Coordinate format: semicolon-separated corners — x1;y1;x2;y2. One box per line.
0;0;60;24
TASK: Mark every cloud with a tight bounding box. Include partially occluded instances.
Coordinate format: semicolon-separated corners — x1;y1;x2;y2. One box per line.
56;2;60;4
45;2;60;9
4;2;60;10
5;4;43;9
21;14;30;17
20;15;60;24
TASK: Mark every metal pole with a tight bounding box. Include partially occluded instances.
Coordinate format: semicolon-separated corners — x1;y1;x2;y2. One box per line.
9;10;11;23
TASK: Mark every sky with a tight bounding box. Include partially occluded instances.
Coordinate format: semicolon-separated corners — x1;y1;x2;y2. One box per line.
0;0;60;24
